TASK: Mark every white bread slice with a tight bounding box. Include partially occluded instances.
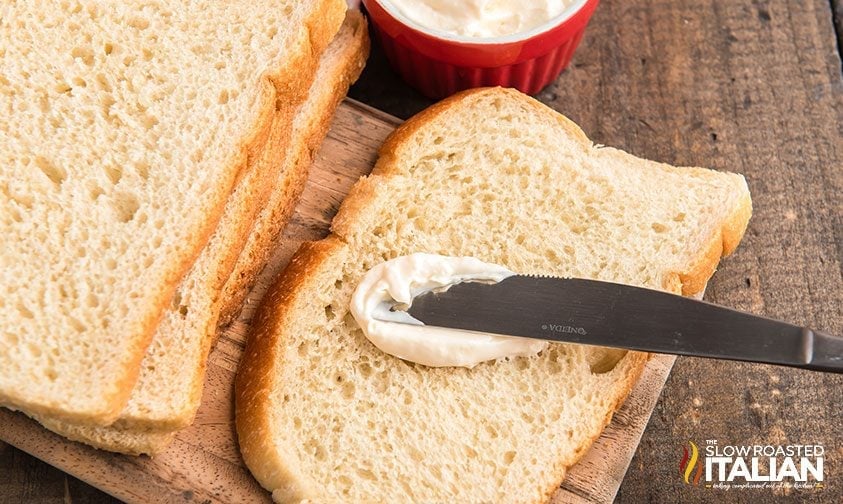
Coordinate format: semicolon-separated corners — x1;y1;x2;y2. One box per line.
236;88;752;502
32;12;370;455
0;0;347;424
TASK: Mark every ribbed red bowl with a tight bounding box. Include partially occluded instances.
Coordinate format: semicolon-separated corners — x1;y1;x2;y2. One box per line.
362;0;599;99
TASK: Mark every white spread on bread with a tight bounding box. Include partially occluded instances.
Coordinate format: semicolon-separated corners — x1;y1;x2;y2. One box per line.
350;253;548;367
382;0;573;39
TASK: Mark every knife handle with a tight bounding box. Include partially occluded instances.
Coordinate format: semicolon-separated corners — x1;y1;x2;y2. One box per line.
803;329;843;373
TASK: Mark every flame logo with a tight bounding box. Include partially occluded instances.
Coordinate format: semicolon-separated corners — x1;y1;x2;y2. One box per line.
678;441;703;485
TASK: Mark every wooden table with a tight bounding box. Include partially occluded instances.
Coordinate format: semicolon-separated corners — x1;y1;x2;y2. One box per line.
2;0;841;502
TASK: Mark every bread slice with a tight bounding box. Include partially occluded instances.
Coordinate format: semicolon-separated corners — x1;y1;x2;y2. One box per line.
32;12;370;455
236;88;752;502
0;0;347;424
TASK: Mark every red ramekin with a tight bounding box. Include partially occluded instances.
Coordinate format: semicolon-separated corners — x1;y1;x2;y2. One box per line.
361;0;599;99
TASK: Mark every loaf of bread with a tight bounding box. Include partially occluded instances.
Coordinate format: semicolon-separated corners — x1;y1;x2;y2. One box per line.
236;88;752;502
0;0;347;424
33;10;370;455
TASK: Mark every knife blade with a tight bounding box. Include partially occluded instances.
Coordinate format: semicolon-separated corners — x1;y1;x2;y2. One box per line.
404;275;843;373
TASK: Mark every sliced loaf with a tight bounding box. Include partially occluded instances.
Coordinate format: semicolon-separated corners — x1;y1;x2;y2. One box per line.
236;88;752;501
0;0;346;424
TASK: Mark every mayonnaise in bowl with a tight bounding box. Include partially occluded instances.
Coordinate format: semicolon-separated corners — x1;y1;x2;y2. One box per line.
381;0;574;39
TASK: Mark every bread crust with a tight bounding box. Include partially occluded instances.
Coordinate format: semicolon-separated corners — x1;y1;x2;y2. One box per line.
33;12;369;454
218;10;370;327
677;189;752;296
237;238;345;495
236;87;753;502
369;87;590;179
35;421;177;457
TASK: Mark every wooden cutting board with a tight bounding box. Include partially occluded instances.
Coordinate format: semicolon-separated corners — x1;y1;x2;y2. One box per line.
0;99;674;504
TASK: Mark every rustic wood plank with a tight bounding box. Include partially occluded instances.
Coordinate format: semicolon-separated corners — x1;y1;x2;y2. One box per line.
0;440;118;504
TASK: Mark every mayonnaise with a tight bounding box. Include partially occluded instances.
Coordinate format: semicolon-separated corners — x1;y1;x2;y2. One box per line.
382;0;573;39
349;253;548;368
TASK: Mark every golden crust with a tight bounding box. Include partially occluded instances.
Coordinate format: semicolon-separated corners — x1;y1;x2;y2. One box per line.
237;238;345;493
219;10;371;327
678;187;752;297
371;87;590;179
125;0;348;429
36;418;177;456
236;87;753;501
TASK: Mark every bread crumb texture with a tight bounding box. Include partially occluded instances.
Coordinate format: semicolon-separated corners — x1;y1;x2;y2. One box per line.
0;0;335;422
238;88;751;501
32;6;362;454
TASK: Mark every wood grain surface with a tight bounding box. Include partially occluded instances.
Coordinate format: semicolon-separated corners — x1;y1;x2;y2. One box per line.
2;0;841;502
